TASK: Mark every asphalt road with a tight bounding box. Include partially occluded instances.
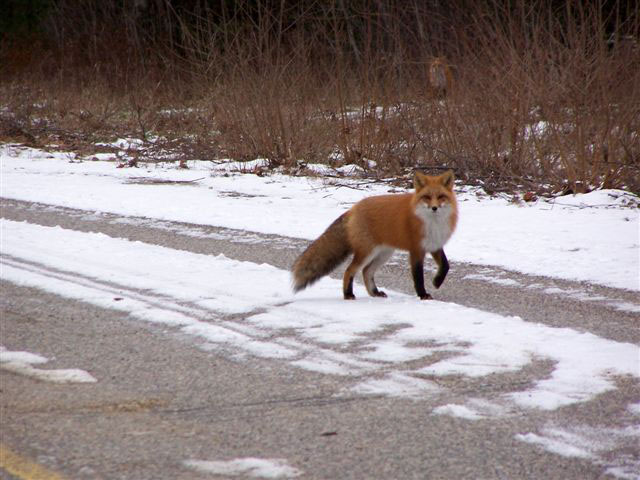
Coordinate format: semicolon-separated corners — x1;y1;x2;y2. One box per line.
1;197;639;480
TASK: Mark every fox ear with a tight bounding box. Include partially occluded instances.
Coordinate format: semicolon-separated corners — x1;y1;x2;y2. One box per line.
414;172;428;190
440;170;455;190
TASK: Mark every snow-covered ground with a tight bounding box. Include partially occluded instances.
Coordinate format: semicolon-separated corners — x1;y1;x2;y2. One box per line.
1;144;638;290
1;143;639;478
3;218;637;411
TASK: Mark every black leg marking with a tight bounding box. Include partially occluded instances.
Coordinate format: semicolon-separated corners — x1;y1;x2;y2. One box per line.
431;249;449;289
412;260;431;300
343;276;355;300
371;288;387;298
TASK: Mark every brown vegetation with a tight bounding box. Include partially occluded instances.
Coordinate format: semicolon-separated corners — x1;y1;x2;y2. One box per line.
1;0;639;195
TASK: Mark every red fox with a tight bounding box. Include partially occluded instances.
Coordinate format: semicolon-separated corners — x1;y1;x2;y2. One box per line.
292;170;458;300
428;57;453;98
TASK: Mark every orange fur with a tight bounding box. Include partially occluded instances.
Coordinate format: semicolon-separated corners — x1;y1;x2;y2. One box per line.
292;171;458;300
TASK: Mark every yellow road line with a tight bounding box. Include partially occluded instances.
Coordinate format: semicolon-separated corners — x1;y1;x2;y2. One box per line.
0;444;67;480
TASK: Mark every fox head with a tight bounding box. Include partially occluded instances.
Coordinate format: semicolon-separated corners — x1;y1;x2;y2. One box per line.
413;170;456;213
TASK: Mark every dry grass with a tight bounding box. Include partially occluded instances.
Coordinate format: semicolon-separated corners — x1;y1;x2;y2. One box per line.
1;0;638;195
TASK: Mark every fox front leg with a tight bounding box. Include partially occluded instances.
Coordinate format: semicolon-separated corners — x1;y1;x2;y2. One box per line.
410;251;432;300
431;249;449;289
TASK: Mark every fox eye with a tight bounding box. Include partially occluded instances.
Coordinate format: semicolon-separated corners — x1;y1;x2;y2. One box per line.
437;195;447;201
423;195;431;202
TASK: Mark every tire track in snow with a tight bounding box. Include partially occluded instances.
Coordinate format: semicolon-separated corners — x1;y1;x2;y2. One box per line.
3;197;639;346
1;253;381;377
2;219;639;478
1;219;638;408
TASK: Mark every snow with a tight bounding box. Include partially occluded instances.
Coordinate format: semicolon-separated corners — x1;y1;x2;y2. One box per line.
524;120;549;140
96;138;144;150
431;399;513;420
183;458;302;478
515;432;593;459
0;348;48;365
1;142;639;477
432;404;484;420
0;346;97;383
609;302;640;313
515;424;640;479
1;220;637;411
463;273;522;287
1;144;638;291
349;372;441;398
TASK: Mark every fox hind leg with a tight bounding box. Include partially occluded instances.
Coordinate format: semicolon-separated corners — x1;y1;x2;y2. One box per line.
343;252;365;300
362;248;394;297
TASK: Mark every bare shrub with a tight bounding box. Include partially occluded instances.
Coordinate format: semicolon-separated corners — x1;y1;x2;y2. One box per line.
1;0;638;193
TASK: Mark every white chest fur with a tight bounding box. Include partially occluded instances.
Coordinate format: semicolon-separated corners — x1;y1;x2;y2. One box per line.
413;203;454;253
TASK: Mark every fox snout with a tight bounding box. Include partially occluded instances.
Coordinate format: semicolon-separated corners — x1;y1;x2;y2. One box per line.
427;202;447;212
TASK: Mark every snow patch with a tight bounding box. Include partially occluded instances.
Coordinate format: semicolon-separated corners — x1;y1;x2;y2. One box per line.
432;404;484;420
349;372;441;399
96;138;144;150
609;302;640;314
463;273;522;287
515;424;640;479
0;348;48;365
515;432;593;459
628;402;640;416
183;458;301;478
0;346;96;384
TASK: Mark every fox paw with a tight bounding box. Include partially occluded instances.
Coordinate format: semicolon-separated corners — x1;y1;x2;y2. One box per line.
419;293;433;300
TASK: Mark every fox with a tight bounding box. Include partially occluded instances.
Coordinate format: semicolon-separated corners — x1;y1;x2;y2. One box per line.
292;170;458;300
428;57;453;98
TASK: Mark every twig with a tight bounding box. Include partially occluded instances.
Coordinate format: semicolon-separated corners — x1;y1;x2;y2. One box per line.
396;106;475;168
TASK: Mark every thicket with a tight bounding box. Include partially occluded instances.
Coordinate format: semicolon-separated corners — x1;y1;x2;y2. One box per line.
1;0;639;194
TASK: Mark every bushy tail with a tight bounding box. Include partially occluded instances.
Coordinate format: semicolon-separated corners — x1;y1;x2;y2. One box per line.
292;213;351;292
